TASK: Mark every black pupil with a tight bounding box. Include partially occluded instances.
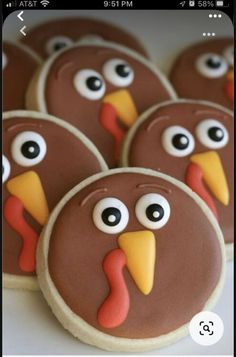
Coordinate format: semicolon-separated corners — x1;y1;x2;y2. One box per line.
102;207;121;227
206;57;222;69
146;204;164;222
208;127;224;142
54;42;67;51
116;64;131;78
86;76;103;91
21;141;40;159
172;134;189;150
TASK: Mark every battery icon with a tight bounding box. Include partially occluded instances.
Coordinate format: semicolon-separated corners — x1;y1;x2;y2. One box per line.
216;0;224;6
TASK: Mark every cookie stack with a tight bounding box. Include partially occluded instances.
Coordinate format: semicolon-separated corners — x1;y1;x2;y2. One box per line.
2;17;233;352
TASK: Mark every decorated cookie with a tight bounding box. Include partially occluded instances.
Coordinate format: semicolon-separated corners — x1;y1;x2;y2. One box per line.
3;110;107;290
21;17;148;59
37;168;225;352
170;38;233;110
122;100;233;259
26;41;176;167
3;41;41;111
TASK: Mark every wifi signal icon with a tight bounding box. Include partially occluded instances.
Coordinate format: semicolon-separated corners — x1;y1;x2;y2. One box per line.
40;0;50;6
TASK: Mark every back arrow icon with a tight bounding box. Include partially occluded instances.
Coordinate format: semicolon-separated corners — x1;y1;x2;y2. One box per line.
17;11;24;21
20;25;27;36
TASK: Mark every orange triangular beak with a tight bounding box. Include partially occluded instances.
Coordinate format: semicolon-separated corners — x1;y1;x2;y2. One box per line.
103;89;138;127
190;151;229;206
6;171;49;225
118;230;156;295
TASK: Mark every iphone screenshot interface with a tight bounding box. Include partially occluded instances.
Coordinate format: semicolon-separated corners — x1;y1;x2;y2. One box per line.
2;1;234;356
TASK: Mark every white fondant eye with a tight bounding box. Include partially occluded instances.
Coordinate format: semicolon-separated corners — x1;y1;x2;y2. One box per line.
11;131;47;167
45;36;73;55
196;119;229;149
2;52;7;70
78;34;104;44
162;126;195;157
2;155;11;183
223;45;234;66
103;59;134;87
93;197;129;234
135;193;170;230
195;53;228;78
74;69;106;100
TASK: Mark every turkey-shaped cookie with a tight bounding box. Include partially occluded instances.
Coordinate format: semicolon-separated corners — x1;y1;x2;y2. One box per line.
122;100;233;259
3;41;41;111
170;38;233;110
21;17;148;59
3;111;107;290
26;41;176;167
37;168;225;352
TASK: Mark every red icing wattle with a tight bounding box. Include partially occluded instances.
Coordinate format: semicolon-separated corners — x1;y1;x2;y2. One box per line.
185;163;218;220
97;249;129;329
225;79;233;102
4;195;39;272
99;102;125;163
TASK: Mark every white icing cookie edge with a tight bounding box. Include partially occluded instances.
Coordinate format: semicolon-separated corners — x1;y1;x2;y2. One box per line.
3;40;42;64
26;40;177;114
120;99;233;261
3;110;108;171
37;167;226;352
3;273;39;290
3;110;108;290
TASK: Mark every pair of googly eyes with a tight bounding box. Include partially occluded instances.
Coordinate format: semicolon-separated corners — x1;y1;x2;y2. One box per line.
45;34;104;56
93;194;170;234
196;46;233;78
74;59;134;100
162;119;229;157
2;131;46;183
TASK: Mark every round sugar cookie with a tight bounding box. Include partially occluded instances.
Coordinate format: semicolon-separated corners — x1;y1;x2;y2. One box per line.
26;41;177;167
121;99;233;260
37;168;225;352
3;41;41;111
21;17;149;59
170;38;233;110
3;110;107;290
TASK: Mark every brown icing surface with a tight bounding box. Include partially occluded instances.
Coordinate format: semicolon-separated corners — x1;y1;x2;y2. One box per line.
44;45;173;167
128;102;233;244
3;42;40;111
21;18;148;58
170;38;233;110
3;116;104;276
48;172;222;339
